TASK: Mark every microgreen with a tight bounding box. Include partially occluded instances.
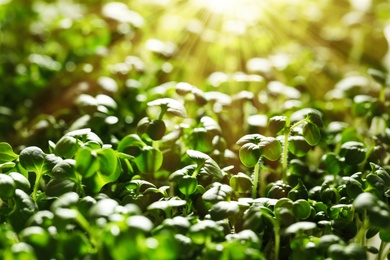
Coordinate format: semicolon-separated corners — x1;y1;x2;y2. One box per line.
1;1;390;258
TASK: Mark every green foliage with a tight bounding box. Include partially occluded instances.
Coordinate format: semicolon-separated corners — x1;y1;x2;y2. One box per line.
1;0;390;259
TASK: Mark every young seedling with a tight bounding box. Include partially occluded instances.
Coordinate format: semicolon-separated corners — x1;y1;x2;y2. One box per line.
141;97;187;145
18;146;61;201
269;108;323;182
237;134;282;198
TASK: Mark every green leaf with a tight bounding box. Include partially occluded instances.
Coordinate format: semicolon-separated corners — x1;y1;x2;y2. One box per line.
288;136;312;157
8;189;37;232
191;127;214;153
19;226;51;248
11;242;35;258
379;229;390;242
236;134;264;146
238;134;280;166
137;117;151;135
323;153;341;175
45;178;76;197
176;81;193;95
269;116;286;135
19;146;45;174
0;174;16;200
344;243;367;259
226;229;260;247
0;162;16;171
302;122;321;146
147;119;166;140
290;108;322;127
288;179;309;201
366;227;379;239
305;109;323;127
0;142;18;163
54;135;80;159
330;204;353;220
368;68;387;85
293;199;311;220
97;148;119;177
258;137;282;161
96;94;117;110
65;128;92;137
340;141;366;165
147;199;186;212
366;173;385;192
187;150;223;179
126;215;154;233
51;192;79;210
186;149;209;162
178;175;198;196
200;116;221;134
344;177;363;198
275;197;293;213
26;210;54;228
61;232;93;259
230;172;252;193
169;165;197;182
75;148;99;178
289;159;308;177
209;201;240;221
52;159;76;180
317;234;343;252
202;183;233;203
147;98;187;117
9;172;31;193
353;192;377;212
285;221;316;234
157;216;190;234
125;179;156;193
41;154;62;176
189;219;223;244
239;143;260;167
83;150;121;194
134;146;163;174
88;198;119;218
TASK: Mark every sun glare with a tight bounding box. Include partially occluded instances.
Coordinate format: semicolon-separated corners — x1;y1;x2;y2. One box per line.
137;0;353;92
196;0;258;15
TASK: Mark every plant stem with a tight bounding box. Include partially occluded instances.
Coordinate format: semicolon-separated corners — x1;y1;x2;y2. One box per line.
252;159;262;199
32;173;42;201
379;243;390;260
377;240;385;260
158;105;168;120
379;86;386;103
261;212;280;260
191;164;202;178
355;210;369;246
282;127;289;183
274;225;280;260
282;119;307;182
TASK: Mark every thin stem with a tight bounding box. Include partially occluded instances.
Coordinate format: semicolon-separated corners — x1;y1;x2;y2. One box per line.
75;210;100;255
282;127;289;182
274;225;280;260
379;87;386;103
355;211;369;246
380;243;390;260
261;212;280;260
191;164;202;178
32;172;41;201
377;239;385;260
252;159;262;199
158;105;168;120
282;119;307;182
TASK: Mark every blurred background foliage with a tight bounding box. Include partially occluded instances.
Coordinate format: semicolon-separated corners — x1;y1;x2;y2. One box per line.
1;0;390;150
